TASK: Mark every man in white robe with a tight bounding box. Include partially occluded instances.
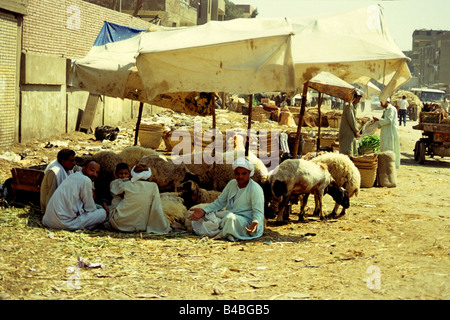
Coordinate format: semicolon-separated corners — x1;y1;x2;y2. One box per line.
188;157;265;241
40;149;76;213
108;164;171;234
374;99;401;168
42;160;107;230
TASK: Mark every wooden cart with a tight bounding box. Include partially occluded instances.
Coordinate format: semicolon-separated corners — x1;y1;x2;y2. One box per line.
10;165;46;201
412;111;450;164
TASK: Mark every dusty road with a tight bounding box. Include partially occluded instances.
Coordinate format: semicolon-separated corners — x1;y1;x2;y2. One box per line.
0;107;448;302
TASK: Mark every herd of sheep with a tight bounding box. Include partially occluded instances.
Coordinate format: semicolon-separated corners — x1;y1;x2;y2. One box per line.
88;144;361;232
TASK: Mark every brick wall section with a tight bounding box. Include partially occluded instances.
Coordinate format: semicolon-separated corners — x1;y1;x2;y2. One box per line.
0;10;18;147
23;0;157;60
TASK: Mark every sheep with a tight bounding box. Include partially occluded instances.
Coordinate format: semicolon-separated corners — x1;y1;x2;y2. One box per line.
264;158;348;223
310;152;360;216
174;150;269;191
138;154;199;192
160;192;188;230
91;151;123;204
177;180;221;210
118;145;160;169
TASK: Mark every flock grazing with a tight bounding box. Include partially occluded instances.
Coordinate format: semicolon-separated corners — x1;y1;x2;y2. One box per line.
86;143;361;232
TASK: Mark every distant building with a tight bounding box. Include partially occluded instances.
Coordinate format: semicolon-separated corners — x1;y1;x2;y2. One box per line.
121;0;198;27
235;4;254;18
197;0;225;25
119;0;225;27
411;29;450;87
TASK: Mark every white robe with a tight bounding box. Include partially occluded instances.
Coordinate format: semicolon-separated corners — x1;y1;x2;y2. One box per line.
109;179;171;234
377;104;401;169
195;179;264;241
40;160;73;213
42;172;106;230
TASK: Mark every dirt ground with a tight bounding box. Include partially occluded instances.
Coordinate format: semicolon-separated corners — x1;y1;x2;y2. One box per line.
0;106;448;302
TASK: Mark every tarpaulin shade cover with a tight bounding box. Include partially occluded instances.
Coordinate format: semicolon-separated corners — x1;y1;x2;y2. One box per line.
136;18;295;101
69;5;411;115
308;71;357;103
93;21;146;46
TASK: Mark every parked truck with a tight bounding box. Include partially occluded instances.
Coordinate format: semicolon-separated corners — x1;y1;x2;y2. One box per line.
409;88;445;121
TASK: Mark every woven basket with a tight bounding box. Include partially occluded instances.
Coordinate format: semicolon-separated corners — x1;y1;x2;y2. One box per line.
163;129;195;153
258;132;279;155
164;129;226;154
138;124;165;149
327;116;341;128
351;153;378;188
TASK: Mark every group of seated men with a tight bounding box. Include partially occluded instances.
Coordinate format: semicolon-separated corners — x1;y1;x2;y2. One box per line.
38;148;265;242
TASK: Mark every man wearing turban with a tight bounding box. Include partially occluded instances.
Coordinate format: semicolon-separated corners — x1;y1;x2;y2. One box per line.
188;157;265;241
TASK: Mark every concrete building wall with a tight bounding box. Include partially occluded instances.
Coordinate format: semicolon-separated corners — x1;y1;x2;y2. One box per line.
436;34;450;85
211;0;225;21
0;9;20;147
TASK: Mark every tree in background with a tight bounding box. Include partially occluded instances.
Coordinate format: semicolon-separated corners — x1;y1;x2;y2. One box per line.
250;7;258;18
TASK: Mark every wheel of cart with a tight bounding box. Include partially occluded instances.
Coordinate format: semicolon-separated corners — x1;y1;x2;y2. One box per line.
418;140;427;164
414;138;429;164
414;140;420;161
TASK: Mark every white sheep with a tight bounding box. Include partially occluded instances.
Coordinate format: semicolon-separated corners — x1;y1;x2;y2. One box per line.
265;158;348;222
138;154;199;192
160;192;188;230
310;152;360;216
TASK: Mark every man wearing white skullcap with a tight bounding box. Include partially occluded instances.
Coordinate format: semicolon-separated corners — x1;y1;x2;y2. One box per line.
108;164;171;234
188;157;264;241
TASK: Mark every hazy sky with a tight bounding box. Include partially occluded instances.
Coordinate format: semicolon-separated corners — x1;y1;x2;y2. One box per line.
231;0;450;51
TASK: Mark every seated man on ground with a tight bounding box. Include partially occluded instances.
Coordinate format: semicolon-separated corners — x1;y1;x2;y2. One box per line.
188;157;265;241
40;148;76;213
42;160;107;231
108;164;171;234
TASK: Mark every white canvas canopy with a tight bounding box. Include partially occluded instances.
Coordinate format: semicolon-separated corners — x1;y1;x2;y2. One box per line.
70;5;410;109
70;19;295;108
290;5;410;103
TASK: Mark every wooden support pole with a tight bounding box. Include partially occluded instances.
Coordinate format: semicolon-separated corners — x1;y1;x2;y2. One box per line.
245;94;253;157
134;101;144;146
317;92;322;152
211;93;217;191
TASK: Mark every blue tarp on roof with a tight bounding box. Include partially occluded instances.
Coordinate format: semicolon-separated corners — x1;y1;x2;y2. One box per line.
93;21;146;46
